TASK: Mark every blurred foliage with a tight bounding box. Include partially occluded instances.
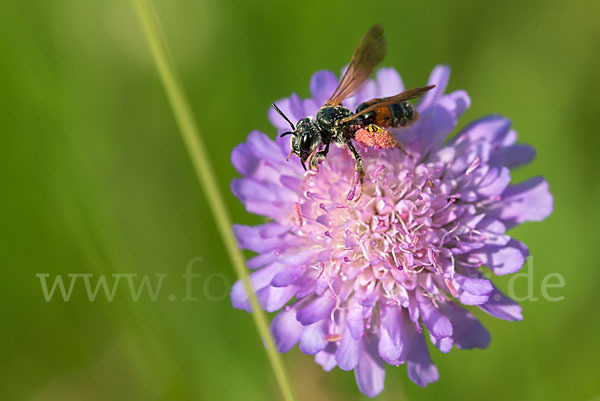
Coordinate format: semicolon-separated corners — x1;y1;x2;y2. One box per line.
0;0;599;400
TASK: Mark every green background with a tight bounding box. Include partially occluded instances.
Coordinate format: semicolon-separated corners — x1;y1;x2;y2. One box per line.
1;0;598;400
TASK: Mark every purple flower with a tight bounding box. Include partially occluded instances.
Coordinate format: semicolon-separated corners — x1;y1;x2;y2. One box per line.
230;65;553;397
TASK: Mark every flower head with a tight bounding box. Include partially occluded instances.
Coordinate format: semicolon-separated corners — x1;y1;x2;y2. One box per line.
230;66;553;397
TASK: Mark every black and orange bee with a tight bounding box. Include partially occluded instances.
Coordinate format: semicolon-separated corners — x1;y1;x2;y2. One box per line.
272;24;434;198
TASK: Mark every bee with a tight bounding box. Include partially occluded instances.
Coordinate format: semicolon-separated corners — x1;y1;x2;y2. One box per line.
272;24;435;200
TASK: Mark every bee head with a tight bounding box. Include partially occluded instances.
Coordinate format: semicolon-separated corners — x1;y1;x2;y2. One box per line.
291;119;321;169
272;103;320;170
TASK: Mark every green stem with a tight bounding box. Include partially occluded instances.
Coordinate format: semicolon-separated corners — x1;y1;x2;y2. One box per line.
131;1;297;400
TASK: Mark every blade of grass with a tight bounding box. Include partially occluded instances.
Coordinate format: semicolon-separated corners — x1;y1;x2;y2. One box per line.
131;1;297;400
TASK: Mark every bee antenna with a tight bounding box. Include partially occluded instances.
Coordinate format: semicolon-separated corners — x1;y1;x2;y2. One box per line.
272;103;295;131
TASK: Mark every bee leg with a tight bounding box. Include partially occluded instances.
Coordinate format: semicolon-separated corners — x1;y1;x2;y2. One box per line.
346;141;365;201
312;142;330;168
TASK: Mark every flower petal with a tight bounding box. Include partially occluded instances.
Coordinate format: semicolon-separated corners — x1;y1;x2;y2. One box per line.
336;326;362;371
405;316;439;387
315;346;338;371
354;336;386;397
257;285;297;312
378;304;405;364
479;286;522;321
231;142;258;176
445;89;471;118
417;292;453;339
247;130;286;161
310;70;338;106
230;263;283;311
492;176;553;229
453;273;494;306
475;167;511;198
453;115;512;147
454;273;494;295
231;178;296;219
376;67;404;97
346;305;364;340
468;239;529;275
418;65;450;111
489;144;536;168
296;294;336;326
430;334;453;353
233;224;287;253
440;302;490;349
412;103;457;156
299;321;328;355
270;264;303;287
268;97;301;130
246;251;276;269
270;307;304;352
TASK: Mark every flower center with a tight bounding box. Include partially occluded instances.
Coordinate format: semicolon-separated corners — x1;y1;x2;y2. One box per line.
292;147;462;303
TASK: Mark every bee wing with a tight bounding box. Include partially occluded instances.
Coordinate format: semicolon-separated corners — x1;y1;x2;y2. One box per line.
342;85;436;123
326;24;387;106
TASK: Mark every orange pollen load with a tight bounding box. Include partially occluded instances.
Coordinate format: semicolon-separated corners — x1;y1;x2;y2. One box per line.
354;128;398;149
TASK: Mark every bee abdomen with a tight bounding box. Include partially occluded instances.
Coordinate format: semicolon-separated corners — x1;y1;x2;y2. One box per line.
389;102;416;126
355;101;417;128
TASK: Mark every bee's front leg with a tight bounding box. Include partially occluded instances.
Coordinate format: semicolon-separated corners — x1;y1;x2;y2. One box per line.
312;141;330;168
346;141;365;201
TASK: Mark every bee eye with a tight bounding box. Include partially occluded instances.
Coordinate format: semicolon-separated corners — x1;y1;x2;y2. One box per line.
300;133;311;150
